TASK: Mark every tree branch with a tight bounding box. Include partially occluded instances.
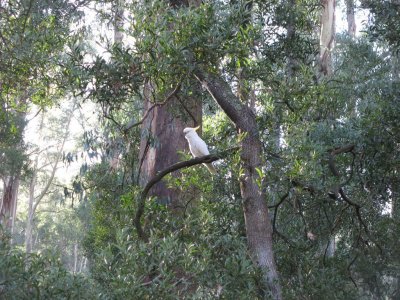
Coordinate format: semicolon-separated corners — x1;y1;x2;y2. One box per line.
328;144;355;177
134;147;239;240
269;191;289;239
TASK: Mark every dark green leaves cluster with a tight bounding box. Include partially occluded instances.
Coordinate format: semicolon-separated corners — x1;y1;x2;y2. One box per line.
362;0;400;50
0;233;96;299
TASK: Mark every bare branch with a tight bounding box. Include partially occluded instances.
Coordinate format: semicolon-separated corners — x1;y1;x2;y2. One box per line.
269;191;289;239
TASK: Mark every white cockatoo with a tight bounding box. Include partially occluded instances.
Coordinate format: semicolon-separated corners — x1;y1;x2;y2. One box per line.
183;126;217;174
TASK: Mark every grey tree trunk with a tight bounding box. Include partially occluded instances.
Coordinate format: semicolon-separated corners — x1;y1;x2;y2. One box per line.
0;176;20;235
346;0;356;38
113;0;124;45
79;256;87;273
194;69;282;299
319;0;336;76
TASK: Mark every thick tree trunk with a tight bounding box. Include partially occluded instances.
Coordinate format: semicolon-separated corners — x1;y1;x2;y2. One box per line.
194;69;282;299
139;89;201;208
138;0;202;210
319;0;336;76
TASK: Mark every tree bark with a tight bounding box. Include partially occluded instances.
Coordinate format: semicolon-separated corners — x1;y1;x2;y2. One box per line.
73;243;78;273
194;69;282;299
113;0;124;45
25;161;37;253
319;0;336;76
138;90;201;208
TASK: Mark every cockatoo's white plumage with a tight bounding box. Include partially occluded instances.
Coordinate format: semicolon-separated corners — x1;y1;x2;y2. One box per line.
183;126;217;174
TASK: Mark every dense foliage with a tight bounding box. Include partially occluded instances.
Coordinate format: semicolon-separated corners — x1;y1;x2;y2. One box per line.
1;0;399;299
0;233;96;299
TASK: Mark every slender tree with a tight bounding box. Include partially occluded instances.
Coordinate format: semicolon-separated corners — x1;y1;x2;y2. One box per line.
25;105;75;253
319;0;337;256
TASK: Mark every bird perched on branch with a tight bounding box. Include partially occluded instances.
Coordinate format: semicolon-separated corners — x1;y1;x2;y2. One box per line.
183;126;217;174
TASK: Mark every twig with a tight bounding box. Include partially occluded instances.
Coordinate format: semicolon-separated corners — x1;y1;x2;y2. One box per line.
176;94;199;125
269;191;289;239
26;108;43;123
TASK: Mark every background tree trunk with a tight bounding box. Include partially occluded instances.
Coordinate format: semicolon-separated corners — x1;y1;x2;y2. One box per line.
0;176;20;234
0;107;25;237
113;0;123;45
346;0;357;120
319;0;336;76
25;163;37;254
346;0;356;38
319;0;337;257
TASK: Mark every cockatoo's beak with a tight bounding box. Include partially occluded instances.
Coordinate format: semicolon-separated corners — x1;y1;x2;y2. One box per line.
194;126;200;131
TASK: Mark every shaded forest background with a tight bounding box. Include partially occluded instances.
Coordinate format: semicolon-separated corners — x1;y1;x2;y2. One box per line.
1;0;399;299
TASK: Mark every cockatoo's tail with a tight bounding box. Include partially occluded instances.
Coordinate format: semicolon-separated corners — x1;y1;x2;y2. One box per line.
183;126;217;174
